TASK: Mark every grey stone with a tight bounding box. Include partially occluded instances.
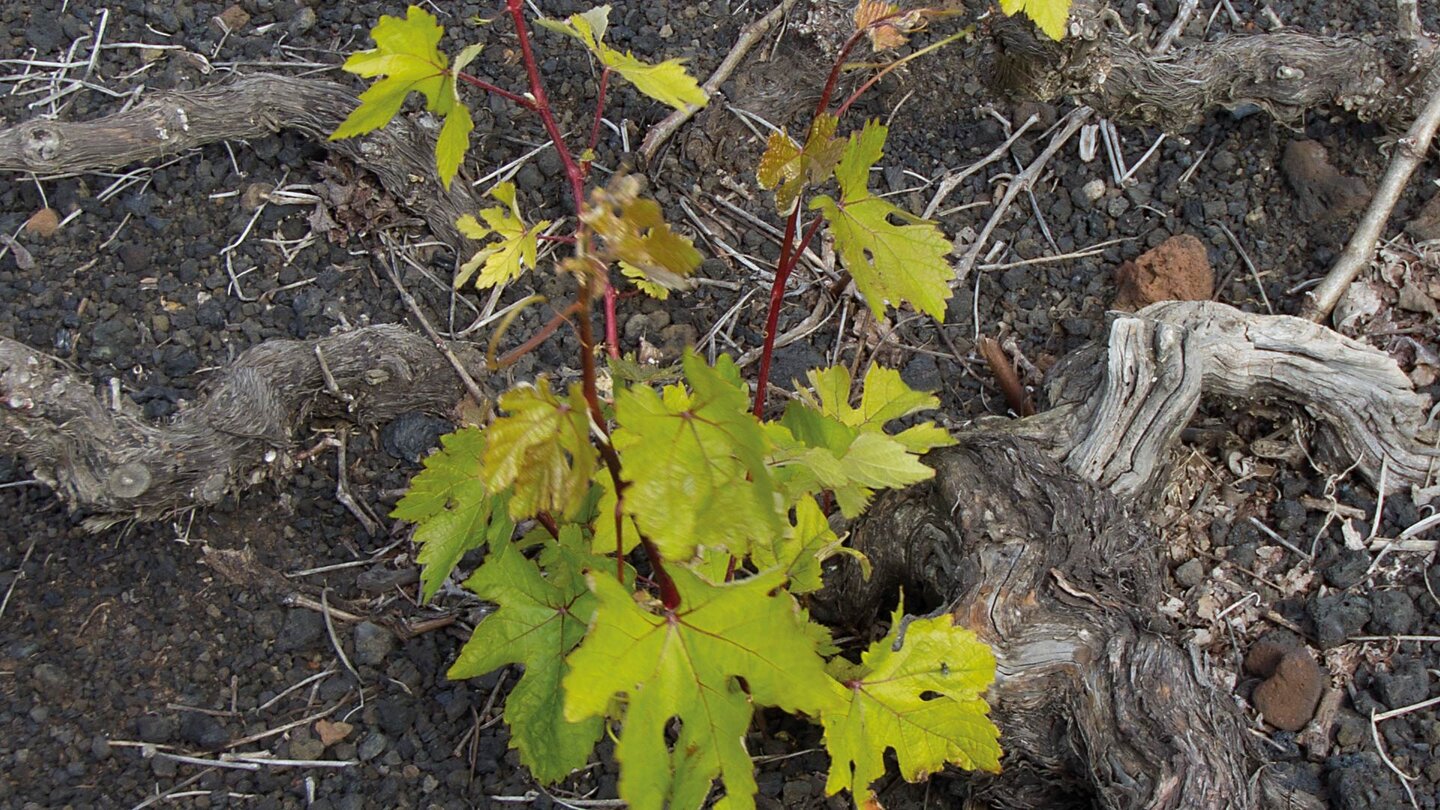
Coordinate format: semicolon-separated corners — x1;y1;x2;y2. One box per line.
136;714;178;744
1374;659;1428;709
289;735;325;761
180;712;229;749
375;697;417;735
1173;558;1206;589
30;663;66;698
152;755;178;778
1366;590;1417;635
358;731;389;761
274;609;325;652
353;621;397;668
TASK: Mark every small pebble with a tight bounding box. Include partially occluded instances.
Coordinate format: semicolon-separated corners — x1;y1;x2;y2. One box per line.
1172;558;1205;589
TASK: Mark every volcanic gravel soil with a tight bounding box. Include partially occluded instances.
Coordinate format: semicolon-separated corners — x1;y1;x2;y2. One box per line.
2;0;1440;808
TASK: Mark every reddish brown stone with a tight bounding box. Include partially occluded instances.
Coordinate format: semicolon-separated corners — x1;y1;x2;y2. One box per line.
24;207;59;238
1253;648;1325;732
1244;634;1295;677
1114;234;1213;309
215;5;251;33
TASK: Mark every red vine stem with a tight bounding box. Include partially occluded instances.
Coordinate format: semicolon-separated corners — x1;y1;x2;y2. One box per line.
587;67;612;161
454;72;537;110
603;285;621;358
752;214;825;416
586;67;619;359
750;28;872;417
506;0;623;361
493;300;583;369
506;0;585;214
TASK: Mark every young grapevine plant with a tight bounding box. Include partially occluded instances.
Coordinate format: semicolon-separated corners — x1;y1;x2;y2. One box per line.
332;1;1071;806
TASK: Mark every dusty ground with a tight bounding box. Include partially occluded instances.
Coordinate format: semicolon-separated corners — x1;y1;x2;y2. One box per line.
1;0;1439;808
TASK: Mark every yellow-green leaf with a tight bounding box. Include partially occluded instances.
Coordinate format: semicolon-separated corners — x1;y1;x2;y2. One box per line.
535;5;610;49
482;378;597;521
589;473;641;556
1000;0;1071;40
612;352;779;561
330;6;475;188
583;175;700;295
795;364;943;430
769;364;951;517
455;181;552;289
621;262;670;299
436;103;474;188
449;534;603;783
750;495;841;594
390;428;514;601
756;114;844;215
564;567;841;810
539;5;707;111
598;48;708;110
810;120;953;321
821;606;1001;804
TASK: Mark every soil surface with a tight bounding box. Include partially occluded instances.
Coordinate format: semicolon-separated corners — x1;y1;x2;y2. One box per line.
2;1;1439;808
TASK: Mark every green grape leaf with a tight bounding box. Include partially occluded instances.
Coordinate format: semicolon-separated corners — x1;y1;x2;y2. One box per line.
331;6;473;188
436;104;474;189
599;48;708;110
768;421;933;517
801;608;842;657
455;181;553;289
821;606;1001;804
539;5;708;110
391;428;514;602
391;427;485;523
840;432;934;489
768;364;953;516
621;262;670;299
750;495;840;594
794;365;955;438
448;533;603;783
564;567;841;810
534;5;612;49
756;113;844;215
607;353;684;387
810;121;952;321
1000;0;1071;40
613;352;780;561
482;378;597;521
891;422;956;454
583;175;701;294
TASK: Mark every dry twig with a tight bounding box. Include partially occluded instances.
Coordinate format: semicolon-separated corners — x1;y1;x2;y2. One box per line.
1303;83;1440;321
639;0;802;162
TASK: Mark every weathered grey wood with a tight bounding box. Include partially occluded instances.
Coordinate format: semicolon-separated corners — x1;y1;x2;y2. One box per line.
0;326;473;527
994;2;1437;131
819;435;1327;809
816;300;1434;808
1010;301;1438;505
0;75;481;251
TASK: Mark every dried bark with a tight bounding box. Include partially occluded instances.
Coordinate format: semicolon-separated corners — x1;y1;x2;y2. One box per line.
1012;301;1437;504
815;302;1434;808
993;1;1440;131
0;75;481;251
821;436;1326;809
0;326;476;528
